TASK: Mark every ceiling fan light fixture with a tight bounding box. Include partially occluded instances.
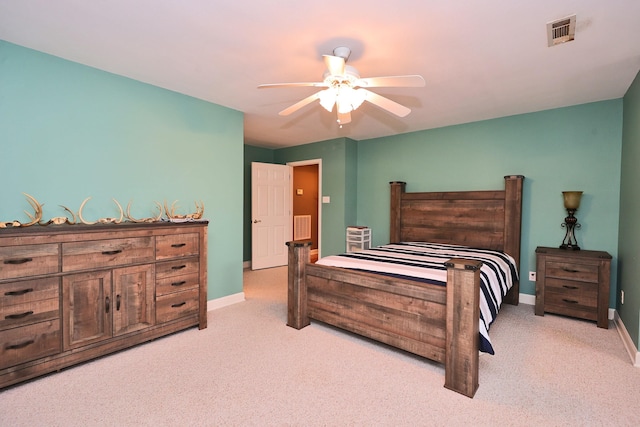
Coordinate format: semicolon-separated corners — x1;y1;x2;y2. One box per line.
337;87;366;113
318;89;337;112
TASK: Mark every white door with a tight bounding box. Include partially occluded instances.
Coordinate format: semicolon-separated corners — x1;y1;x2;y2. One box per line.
251;162;292;270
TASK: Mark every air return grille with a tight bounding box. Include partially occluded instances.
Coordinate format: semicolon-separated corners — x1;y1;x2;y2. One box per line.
547;14;576;46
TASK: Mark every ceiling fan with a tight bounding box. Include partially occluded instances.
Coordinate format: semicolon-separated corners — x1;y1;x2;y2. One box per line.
258;47;425;125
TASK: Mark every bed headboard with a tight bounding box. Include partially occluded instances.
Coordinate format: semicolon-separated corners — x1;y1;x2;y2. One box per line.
390;175;524;304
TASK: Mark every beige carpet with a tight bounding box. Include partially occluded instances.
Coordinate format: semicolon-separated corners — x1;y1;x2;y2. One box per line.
1;266;639;426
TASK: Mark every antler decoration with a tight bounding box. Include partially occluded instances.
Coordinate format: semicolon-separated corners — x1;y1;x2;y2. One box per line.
125;201;163;223
2;196;203;228
78;197;124;225
40;205;77;226
163;200;205;221
0;193;43;228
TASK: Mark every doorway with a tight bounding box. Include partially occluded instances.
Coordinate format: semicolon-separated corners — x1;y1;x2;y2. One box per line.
289;159;321;262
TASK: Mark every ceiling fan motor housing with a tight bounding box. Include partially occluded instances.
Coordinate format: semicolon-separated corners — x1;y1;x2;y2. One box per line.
332;46;351;61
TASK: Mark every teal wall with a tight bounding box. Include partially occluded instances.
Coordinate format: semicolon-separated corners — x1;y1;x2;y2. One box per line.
620;69;640;348
247;100;624;309
0;40;244;300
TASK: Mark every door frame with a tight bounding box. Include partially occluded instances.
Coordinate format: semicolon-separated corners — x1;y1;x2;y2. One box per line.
288;158;322;258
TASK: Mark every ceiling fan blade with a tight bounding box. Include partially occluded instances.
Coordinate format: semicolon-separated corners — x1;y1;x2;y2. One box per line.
337;111;351;125
359;89;412;117
258;82;327;89
356;75;425;88
278;92;321;116
323;54;345;76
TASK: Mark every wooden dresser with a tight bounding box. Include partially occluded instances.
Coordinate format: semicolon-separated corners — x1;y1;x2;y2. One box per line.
0;221;207;388
535;246;611;328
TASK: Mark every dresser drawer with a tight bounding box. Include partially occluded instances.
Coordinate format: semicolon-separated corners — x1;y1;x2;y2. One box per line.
0;319;61;370
155;258;199;279
62;237;154;272
1;277;59;307
156;272;199;296
156;288;199;324
0;244;59;280
1;277;59;330
545;261;599;283
0;298;59;331
156;233;199;260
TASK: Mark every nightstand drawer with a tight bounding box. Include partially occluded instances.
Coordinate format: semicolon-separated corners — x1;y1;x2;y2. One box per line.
545;278;598;319
546;261;599;283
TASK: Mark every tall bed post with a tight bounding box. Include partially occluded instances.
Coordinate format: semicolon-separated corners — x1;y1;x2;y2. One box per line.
502;175;524;305
444;258;482;398
389;181;406;243
286;240;312;329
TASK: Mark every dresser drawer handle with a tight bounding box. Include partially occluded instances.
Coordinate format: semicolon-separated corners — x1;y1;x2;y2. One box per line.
171;281;187;287
101;250;123;256
171;243;186;248
171;301;186;308
5;288;34;296
171;265;187;270
5;311;34;320
562;267;579;273
4;257;33;265
562;285;579;290
562;298;579;304
6;339;35;350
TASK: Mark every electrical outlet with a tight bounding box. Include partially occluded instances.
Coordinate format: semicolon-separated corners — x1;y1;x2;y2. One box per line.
528;271;536;281
621;290;625;304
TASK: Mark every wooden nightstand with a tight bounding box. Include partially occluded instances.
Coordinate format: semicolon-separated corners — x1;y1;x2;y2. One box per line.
535;246;612;329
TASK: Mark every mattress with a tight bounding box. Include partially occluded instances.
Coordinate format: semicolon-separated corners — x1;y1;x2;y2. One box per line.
315;242;518;354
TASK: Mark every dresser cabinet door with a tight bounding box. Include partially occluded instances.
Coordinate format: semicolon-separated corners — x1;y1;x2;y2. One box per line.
62;271;112;350
113;265;154;336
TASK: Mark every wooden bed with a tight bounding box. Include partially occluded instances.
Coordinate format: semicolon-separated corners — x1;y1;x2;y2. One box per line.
286;175;524;398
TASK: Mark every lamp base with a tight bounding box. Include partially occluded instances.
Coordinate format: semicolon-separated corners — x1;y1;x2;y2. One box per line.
559;243;581;250
560;209;581;250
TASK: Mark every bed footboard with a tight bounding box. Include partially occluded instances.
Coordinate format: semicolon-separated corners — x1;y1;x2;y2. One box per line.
286;241;481;398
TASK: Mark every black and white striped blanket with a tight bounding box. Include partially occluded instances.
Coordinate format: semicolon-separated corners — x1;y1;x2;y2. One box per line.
315;242;518;354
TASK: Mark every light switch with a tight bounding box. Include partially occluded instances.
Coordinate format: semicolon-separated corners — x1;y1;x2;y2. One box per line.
322;196;330;203
296;188;303;195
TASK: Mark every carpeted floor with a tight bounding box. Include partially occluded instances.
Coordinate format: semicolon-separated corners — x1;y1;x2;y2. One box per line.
1;266;638;426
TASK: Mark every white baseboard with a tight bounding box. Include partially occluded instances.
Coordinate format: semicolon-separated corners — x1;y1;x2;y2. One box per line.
519;293;536;306
614;310;640;367
207;292;245;311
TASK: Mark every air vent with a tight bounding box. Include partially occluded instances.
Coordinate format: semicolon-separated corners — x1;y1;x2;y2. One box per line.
547;14;576;47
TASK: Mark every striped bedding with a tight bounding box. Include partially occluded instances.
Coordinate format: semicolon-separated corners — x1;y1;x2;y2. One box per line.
315;242;518;354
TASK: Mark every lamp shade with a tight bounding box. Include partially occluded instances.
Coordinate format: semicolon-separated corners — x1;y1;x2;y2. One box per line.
562;191;583;210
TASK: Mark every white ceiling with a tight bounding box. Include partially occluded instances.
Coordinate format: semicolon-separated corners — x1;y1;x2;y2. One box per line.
1;1;639;149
